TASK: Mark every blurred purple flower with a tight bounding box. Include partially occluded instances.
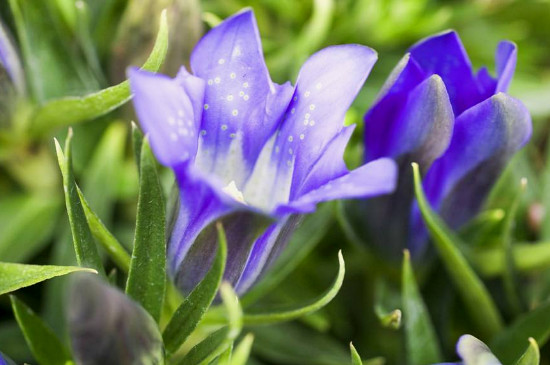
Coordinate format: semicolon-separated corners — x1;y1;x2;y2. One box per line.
435;334;501;365
0;18;24;94
129;10;397;295
360;31;531;257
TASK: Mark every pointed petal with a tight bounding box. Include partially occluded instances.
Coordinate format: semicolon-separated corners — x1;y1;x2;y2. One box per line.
129;67;205;167
457;335;502;365
386;74;454;167
364;54;427;162
191;9;293;183
271;44;378;200
278;158;397;215
409;31;483;115
476;67;497;98
296;125;355;196
410;94;532;252
495;41;517;93
235;216;302;294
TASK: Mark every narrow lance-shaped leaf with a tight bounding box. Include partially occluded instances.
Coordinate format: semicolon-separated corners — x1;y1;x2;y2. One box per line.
55;130;105;276
350;343;362;365
77;186;131;272
501;178;527;314
230;333;255;365
179;282;243;365
0;262;96;295
163;222;227;355
515;338;540;365
132;122;144;171
402;249;442;365
411;162;503;338
217;345;233;365
126;138;166;323
31;10;169;135
243;250;345;325
491;301;550;363
11;296;72;365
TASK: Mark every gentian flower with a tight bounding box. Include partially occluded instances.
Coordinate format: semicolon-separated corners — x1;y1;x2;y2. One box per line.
129;10;397;295
356;31;531;258
0;352;16;365
435;334;501;365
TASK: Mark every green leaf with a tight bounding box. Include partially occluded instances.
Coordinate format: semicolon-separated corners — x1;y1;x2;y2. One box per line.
252;322;361;365
217;345;233;365
77;186;131;272
0;194;60;262
132;122;144;171
501;178;527;314
230;333;254;365
411;162;503;338
180;327;230;365
491;301;550;363
243;250;345;325
472;242;550;277
163;223;227;355
8;0;98;102
126;138;166;323
350;343;362;365
180;282;243;365
373;278;402;330
81;121;128;221
515;338;539;365
55;131;105;276
31;10;169;135
11;296;72;365
242;203;333;307
0;262;96;296
402;249;442;365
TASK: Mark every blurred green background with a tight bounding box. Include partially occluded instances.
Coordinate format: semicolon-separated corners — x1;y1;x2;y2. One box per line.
1;0;550;364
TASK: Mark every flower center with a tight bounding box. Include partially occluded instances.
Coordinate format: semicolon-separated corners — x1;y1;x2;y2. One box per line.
222;180;247;204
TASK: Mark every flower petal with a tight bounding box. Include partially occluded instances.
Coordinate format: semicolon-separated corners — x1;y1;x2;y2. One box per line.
495;41;517;93
386;74;454;167
409;31;483;115
168;162;274;294
235;216;302;294
190;9;293;184
277;158;397;215
271;44;378;202
410;93;532;252
129;67;205;167
364;53;427;162
68;274;164;365
456;335;502;365
295;125;355;196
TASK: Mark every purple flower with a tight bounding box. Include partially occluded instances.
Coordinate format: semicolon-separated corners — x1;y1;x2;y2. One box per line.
434;334;501;365
359;31;531;257
129;10;397;295
0;352;15;365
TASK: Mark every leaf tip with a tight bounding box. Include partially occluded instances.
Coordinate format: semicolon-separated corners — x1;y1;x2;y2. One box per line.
403;249;410;262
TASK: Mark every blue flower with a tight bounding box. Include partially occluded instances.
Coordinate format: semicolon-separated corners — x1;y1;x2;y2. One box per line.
129;10;397;295
434;334;501;365
359;31;531;257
